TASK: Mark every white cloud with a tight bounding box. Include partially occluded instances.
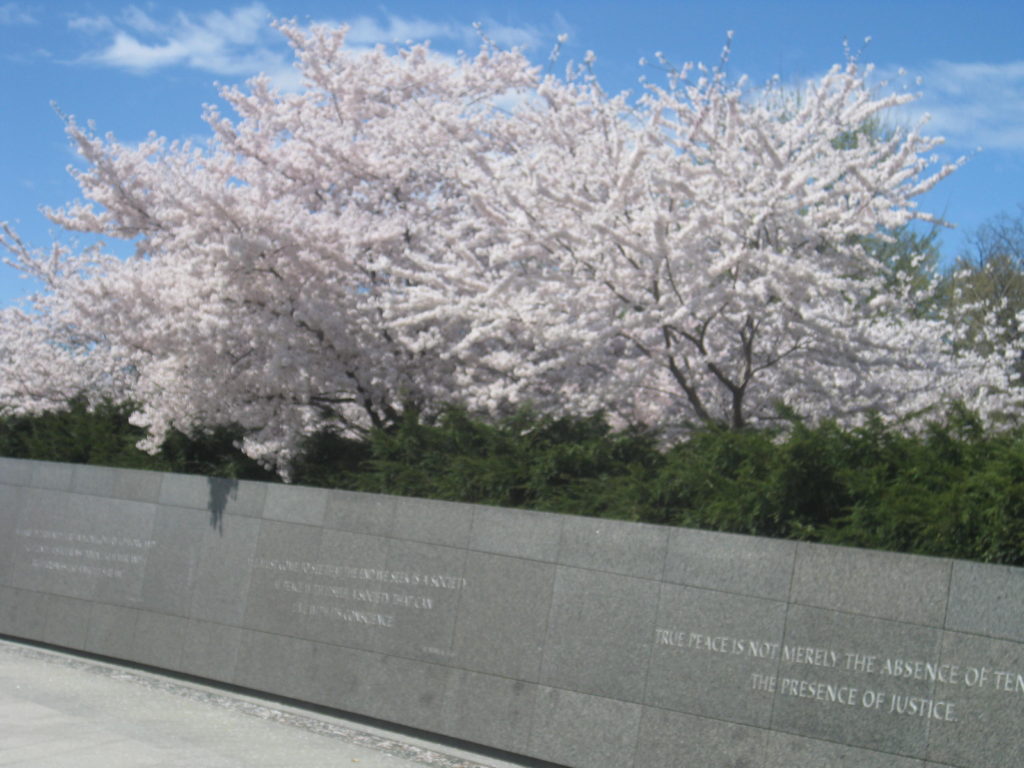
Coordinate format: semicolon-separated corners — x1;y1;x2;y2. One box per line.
78;2;286;77
344;15;459;47
98;31;186;70
340;14;543;51
893;60;1024;152
121;5;163;35
68;14;114;33
476;18;543;50
0;2;35;25
70;4;552;89
310;12;548;54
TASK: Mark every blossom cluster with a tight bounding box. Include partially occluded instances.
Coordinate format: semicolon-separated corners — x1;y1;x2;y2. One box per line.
1;21;1015;471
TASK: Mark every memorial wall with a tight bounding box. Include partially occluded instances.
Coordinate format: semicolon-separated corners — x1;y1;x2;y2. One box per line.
1;456;1022;767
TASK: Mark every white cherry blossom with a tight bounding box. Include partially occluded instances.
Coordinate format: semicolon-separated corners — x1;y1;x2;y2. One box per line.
0;21;1014;471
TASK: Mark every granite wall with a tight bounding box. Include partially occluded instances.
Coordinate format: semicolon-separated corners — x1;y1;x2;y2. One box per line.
1;457;1022;767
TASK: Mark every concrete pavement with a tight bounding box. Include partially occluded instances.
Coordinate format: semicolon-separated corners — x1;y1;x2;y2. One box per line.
0;638;545;768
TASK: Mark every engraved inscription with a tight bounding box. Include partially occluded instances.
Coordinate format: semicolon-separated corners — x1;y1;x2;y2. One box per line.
15;527;155;579
655;626;1024;723
252;557;466;631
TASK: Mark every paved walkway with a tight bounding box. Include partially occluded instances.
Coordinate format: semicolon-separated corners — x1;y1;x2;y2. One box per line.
0;638;540;768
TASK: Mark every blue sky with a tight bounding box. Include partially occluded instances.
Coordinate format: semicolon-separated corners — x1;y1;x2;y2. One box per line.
2;1;1022;308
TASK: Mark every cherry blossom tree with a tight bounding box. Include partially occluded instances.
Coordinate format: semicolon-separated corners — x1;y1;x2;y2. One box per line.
1;21;1016;472
3;23;541;470
0;227;130;414
439;48;1015;431
941;207;1024;384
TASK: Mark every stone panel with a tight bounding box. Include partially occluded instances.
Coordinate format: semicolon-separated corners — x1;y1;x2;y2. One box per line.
0;585;13;633
468;505;562;562
16;486;69;518
305;640;383;714
557;515;668;580
0;480;24;508
635;707;767;768
21;486;165;623
110;468;163;502
264;483;328;526
324;489;396;537
451;551;556;681
179;619;243;682
0;456;33;486
18;486;69;517
529;687;642;768
188;514;261;625
646;583;787;726
540;565;659;702
67;495;157;607
129;611;187;669
0;487;21;583
378;538;468;661
71;464;117;497
218;479;269;518
770;604;943;759
763;731;928;767
391;496;474;548
300;528;392;652
243;520;324;636
139;505;207;616
29;460;74;491
927;630;1024;768
158;472;211;510
791;543;950;626
41;594;92;650
0;586;48;639
360;654;453;734
441;670;536;756
664;527;796;600
85;602;138;659
160;474;268;518
233;629;318;701
946;560;1024;643
7;490;83;598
